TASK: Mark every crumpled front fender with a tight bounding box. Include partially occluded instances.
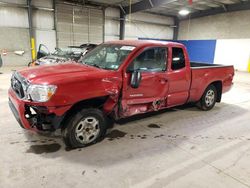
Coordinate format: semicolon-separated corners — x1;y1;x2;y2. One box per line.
101;77;121;115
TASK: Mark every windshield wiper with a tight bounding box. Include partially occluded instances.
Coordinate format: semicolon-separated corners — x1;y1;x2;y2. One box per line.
82;62;108;69
102;67;115;70
87;63;103;69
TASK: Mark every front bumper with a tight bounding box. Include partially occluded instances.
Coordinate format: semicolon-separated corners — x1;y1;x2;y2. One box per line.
9;88;31;129
9;98;25;128
8;88;71;131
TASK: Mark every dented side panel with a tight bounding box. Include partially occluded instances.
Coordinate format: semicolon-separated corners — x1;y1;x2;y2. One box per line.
120;71;169;118
102;77;122;115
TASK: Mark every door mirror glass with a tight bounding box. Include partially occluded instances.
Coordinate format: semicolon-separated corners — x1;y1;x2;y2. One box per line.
37;44;50;59
130;71;141;88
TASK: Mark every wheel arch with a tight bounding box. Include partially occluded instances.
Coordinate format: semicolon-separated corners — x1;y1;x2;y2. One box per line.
197;80;223;103
60;96;109;128
210;81;222;102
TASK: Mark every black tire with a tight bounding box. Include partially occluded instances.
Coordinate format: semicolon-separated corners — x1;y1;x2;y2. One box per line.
197;84;217;111
61;108;107;148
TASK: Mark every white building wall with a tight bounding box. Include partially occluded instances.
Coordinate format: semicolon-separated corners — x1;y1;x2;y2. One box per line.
178;10;250;71
178;10;250;40
214;39;250;71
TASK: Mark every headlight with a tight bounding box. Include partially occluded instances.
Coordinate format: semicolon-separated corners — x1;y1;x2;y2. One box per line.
27;84;57;102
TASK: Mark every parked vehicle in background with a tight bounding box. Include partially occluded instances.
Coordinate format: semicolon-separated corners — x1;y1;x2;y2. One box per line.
28;43;97;66
9;40;234;148
0;54;2;68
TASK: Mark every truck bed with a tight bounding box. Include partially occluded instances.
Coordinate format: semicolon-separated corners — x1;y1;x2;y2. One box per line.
188;62;234;103
190;62;232;69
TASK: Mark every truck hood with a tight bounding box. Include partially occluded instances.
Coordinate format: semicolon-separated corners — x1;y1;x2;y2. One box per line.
19;63;106;84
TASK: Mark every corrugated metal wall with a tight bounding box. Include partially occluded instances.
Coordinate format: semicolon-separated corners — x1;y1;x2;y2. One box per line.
0;6;28;27
56;3;104;47
125;12;174;40
105;7;120;41
0;0;56;66
0;3;30;66
0;0;26;5
0;1;174;66
32;0;56;53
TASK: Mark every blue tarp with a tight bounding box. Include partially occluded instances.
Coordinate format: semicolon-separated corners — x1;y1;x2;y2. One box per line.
177;40;216;64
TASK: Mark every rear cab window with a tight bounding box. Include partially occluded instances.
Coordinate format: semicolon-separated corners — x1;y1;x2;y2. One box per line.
171;47;185;70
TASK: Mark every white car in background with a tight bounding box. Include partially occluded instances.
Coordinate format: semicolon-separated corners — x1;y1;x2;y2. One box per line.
28;43;97;66
0;54;2;68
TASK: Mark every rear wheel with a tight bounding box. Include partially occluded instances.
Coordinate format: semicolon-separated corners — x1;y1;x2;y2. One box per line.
62;108;107;148
197;85;217;111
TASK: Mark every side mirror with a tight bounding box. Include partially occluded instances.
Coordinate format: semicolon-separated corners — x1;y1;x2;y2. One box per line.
130;71;141;89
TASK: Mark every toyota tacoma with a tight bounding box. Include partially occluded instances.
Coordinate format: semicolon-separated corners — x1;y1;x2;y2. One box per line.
9;40;234;148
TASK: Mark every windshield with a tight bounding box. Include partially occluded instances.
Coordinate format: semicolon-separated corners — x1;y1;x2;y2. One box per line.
53;47;84;58
81;44;136;70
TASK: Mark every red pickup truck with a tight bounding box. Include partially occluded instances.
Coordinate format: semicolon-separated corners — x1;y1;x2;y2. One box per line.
9;40;234;148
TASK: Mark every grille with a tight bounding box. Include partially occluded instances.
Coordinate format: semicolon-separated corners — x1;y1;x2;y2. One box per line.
11;73;25;98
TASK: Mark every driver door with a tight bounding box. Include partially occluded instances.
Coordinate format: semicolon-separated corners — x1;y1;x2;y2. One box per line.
121;47;169;117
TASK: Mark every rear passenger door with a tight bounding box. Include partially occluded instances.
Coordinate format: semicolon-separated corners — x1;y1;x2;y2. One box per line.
166;47;191;107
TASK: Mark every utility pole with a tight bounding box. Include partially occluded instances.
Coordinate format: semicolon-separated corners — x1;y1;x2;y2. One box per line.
27;0;36;61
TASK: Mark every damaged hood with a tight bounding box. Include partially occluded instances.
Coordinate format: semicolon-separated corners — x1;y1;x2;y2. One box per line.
18;63;112;84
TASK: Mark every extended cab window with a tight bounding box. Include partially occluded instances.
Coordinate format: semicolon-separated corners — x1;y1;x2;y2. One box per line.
172;47;185;70
128;47;167;72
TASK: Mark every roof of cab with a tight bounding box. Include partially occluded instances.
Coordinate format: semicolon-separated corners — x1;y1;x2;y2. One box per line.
105;40;183;48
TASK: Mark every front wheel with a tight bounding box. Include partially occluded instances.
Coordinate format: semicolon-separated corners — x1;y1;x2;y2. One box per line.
62;108;107;148
197;85;217;111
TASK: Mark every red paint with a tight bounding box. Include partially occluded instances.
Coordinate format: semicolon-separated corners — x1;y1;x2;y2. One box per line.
9;40;234;130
